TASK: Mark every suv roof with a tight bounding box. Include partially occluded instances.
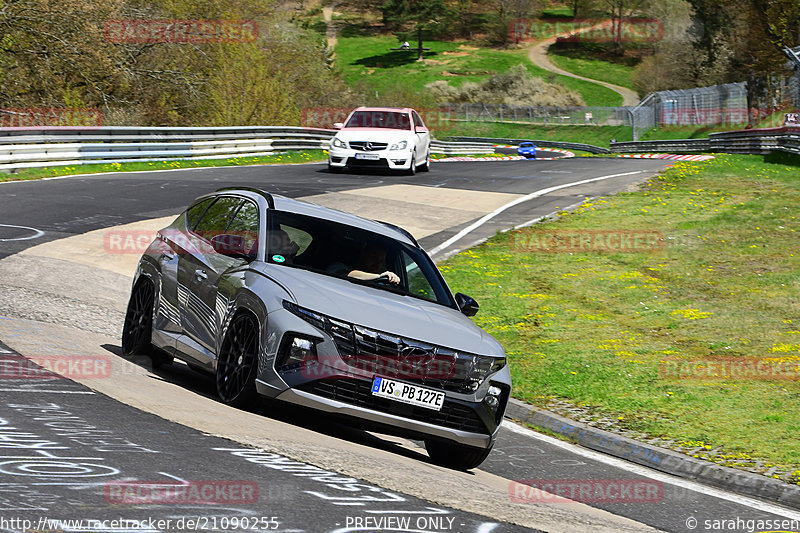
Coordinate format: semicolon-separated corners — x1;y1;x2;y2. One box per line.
214;187;418;247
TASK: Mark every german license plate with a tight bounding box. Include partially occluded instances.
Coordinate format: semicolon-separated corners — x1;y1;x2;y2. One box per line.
371;377;445;411
355;153;380;160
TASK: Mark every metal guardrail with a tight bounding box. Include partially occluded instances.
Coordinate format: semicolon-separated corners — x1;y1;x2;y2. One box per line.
3;125;796;170
609;139;710;153
609;127;800;157
0;126;497;170
429;140;494;155
444;136;610;154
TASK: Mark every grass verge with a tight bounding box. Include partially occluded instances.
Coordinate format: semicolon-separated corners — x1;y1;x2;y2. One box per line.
0;151;328;183
547;48;636;90
441;153;800;482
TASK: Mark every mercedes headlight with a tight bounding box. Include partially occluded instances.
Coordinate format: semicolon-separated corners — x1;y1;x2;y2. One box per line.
331;137;348;149
389;140;407;150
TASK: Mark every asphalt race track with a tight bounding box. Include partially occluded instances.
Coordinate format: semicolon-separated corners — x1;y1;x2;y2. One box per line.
1;158;799;533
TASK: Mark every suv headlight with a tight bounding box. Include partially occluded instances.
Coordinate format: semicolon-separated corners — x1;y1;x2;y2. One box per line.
464;355;506;390
389;140;407;151
331;137;348;149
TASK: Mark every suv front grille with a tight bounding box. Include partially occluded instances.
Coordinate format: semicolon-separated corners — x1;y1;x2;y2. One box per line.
282;301;506;395
297;378;487;434
349;141;388;152
332;326;480;394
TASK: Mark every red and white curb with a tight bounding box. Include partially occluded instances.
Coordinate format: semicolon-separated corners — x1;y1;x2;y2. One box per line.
435;147;574;162
435;155;526;162
534;147;575;160
618;153;715;161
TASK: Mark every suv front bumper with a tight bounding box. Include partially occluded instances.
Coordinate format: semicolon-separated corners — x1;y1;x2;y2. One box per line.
274;386;497;448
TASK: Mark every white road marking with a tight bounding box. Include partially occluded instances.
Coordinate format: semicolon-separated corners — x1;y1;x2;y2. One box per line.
429;170;648;255
435;198;590;261
0;223;45;241
510;197;591;230
503;420;800;520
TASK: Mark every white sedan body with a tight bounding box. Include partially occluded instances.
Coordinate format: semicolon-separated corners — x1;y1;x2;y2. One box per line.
328;107;431;174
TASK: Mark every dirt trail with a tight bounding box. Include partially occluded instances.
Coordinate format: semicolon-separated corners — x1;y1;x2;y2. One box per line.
323;6;337;56
528;36;640;106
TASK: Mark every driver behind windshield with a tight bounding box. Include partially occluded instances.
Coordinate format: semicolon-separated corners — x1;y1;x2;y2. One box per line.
328;243;400;285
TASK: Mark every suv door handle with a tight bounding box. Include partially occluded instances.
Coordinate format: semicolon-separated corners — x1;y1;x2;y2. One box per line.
194;269;208;281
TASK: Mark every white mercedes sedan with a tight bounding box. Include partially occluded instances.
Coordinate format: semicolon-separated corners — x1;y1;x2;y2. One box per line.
328;107;431;175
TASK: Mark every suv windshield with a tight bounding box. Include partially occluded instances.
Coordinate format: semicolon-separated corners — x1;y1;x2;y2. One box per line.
344;110;411;130
267;211;455;308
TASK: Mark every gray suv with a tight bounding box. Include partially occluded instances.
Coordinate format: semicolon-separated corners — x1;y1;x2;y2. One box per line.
122;187;510;469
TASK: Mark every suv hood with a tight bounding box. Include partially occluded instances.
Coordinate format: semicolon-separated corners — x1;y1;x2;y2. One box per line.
261;264;503;356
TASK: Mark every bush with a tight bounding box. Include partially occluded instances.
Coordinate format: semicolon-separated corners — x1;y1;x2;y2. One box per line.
426;64;585;106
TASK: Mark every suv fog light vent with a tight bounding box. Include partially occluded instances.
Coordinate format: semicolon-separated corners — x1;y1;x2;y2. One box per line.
277;335;317;370
484;384;504;410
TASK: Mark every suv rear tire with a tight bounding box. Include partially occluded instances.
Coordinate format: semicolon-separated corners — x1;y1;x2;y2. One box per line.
121;279;172;368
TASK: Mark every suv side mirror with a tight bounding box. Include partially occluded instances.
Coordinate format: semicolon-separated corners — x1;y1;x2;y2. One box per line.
210;234;247;257
454;292;479;317
333;122;344;129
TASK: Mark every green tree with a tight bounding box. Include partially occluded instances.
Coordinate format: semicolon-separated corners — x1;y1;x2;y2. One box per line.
382;0;450;60
685;0;734;72
489;0;544;46
599;0;648;54
757;0;800;49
